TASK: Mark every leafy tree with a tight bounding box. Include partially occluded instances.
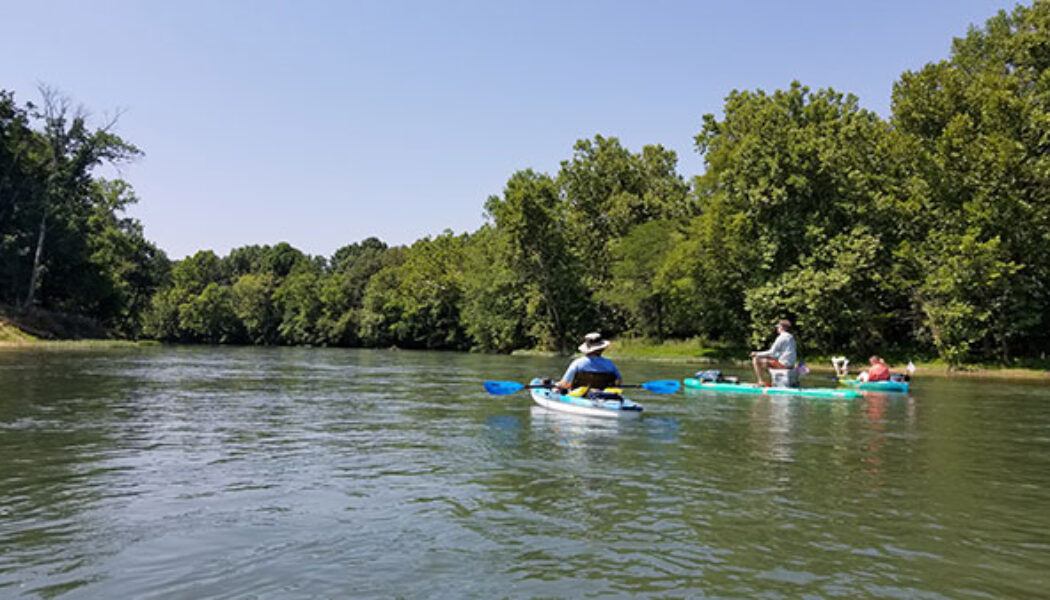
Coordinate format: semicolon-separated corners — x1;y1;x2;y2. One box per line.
360;233;468;349
559;135;692;274
231;272;279;345
484;169;590;351
178;282;242;344
460;225;529;352
21;87;142;310
317;237;390;345
172;250;226;296
557;135;692;332
602;220;681;338
693;82;911;353
0;92;44;305
274;266;323;346
143;250;227;342
891;1;1050;362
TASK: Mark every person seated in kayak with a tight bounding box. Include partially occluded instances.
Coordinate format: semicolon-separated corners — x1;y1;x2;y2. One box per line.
858;355;891;382
749;319;797;385
556;332;623;394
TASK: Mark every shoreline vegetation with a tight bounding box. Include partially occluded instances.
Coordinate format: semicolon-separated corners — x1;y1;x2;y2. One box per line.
5;4;1050;372
3;317;1047;380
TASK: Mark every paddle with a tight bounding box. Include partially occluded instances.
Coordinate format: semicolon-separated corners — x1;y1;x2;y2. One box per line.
619;380;681;394
483;381;552;395
483;379;680;396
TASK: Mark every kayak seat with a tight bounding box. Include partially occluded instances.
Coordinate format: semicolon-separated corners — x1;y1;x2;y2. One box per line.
571;371;618;390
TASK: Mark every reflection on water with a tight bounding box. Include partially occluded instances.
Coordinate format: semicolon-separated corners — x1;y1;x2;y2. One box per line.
0;348;1049;598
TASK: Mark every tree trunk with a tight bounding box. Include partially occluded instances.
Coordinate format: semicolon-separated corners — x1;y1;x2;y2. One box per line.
23;213;46;310
532;251;566;353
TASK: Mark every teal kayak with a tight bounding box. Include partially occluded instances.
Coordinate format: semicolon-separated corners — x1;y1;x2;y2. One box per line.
528;377;643;419
683;378;861;399
839;378;909;393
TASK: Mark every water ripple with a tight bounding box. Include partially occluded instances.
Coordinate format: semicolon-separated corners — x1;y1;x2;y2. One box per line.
1;348;1049;597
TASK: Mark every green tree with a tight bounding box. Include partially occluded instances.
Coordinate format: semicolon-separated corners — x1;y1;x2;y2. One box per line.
231;272;279;345
693;82;911;353
484;170;589;351
143;250;227;342
178;282;242;344
891;2;1050;362
460;225;529;352
274;266;323;346
317;237;390;346
558;135;692;332
22;87;142;310
359;233;468;349
601;220;681;338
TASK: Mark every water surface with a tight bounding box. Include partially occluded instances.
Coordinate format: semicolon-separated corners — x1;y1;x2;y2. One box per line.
1;346;1048;598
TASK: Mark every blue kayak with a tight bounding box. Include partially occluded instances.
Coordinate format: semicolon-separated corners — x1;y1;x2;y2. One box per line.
839;378;910;393
528;377;643;419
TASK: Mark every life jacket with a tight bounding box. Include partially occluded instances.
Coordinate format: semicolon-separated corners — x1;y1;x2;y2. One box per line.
567;370;623;401
868;363;891;382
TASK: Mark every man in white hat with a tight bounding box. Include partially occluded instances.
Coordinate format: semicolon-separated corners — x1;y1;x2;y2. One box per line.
556;332;622;392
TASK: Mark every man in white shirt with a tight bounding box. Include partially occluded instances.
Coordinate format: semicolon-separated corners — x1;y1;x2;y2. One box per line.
750;319;797;386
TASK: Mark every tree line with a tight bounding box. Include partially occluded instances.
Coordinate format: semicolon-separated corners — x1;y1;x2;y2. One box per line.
4;2;1050;365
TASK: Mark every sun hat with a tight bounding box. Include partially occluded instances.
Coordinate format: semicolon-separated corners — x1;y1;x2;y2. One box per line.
578;332;611;354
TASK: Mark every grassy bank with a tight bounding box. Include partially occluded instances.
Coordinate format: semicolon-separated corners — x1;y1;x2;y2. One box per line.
0;338;157;351
0;315;153;350
511;338;746;362
607;337;746;363
0;319;37;343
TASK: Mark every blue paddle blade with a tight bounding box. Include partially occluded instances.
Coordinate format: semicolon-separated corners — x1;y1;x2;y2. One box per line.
483;381;526;395
640;380;680;394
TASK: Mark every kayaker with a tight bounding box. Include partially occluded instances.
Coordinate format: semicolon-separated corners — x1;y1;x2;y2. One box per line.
556;332;623;392
860;355;891;382
749;319;797;385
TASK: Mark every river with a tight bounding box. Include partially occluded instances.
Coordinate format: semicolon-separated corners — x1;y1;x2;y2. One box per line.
1;346;1048;598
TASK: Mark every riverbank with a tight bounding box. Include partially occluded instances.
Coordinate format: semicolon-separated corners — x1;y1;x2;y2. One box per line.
0;315;153;350
0;338;157;351
4;328;1048;381
0;319;37;344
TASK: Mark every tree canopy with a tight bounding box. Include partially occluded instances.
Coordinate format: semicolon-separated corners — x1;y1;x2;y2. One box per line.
6;2;1050;366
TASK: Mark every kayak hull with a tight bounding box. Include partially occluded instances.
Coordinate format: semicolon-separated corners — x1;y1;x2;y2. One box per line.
839;378;909;393
683;378;861;399
528;378;643;419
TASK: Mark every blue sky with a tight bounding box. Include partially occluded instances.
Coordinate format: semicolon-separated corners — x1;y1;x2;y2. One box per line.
2;0;1013;259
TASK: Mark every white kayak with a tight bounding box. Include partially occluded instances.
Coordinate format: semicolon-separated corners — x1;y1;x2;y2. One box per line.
528;377;643;419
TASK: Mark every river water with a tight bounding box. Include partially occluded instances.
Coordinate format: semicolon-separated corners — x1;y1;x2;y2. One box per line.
1;346;1048;599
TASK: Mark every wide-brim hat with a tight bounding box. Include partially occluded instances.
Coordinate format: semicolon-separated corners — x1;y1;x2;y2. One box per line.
578;332;611;354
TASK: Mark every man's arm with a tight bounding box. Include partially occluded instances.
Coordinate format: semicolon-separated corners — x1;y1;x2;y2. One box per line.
556;360;580;390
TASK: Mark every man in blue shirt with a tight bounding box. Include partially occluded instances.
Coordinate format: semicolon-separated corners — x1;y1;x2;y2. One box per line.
557;332;622;391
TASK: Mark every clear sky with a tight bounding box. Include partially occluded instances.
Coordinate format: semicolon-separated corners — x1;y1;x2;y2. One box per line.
1;0;1014;259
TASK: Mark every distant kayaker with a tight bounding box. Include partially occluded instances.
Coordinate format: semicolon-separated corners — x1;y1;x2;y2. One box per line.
556;332;623;392
858;355;891;382
749;319;797;385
